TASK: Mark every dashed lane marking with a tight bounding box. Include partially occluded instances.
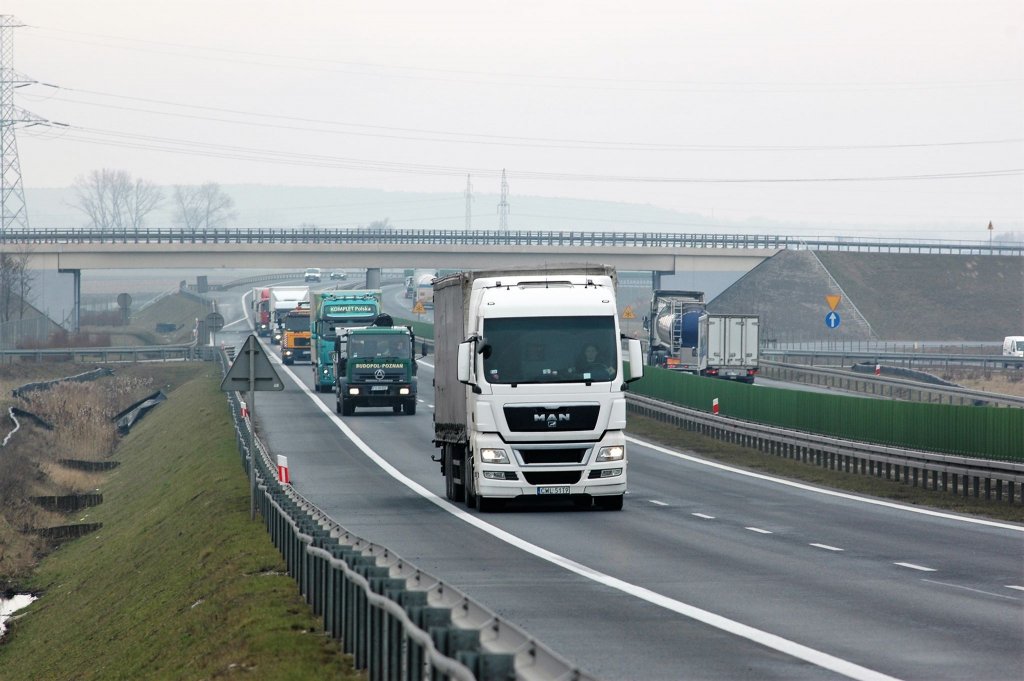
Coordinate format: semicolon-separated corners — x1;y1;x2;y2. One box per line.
894;562;936;572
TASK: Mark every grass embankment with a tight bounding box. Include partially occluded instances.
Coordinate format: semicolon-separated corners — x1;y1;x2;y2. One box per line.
0;365;360;681
627;414;1024;524
80;292;212;346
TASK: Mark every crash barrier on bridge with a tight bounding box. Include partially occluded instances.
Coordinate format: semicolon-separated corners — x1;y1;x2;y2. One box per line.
762;348;1024;372
635;365;1024;462
4;226;1022;255
218;354;598;681
762;361;1024;409
627;393;1024;504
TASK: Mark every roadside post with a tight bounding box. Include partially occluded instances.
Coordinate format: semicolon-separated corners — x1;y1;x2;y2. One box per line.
221;335;284;520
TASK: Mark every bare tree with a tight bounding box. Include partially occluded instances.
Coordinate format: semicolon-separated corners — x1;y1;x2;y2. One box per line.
173;183;236;230
0;248;34;322
72;169;164;231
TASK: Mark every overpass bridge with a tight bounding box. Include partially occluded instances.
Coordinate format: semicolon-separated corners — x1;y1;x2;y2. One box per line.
2;227;1019;330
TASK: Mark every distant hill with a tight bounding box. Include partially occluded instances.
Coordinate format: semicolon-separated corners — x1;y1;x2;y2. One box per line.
708;251;1024;343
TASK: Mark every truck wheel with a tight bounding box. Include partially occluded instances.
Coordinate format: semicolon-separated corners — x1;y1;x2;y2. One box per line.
341;399;354;416
476;495;502;512
463;458;477;509
594;494;624;511
335;398;342;414
404;399;417;415
448;446;465;500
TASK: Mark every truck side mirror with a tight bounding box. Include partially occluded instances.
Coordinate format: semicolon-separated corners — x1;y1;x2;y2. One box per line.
457;341;473;384
337;356;347;377
626;338;644;382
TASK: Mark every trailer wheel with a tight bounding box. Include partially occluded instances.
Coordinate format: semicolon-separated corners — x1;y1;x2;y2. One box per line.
594;494;624;511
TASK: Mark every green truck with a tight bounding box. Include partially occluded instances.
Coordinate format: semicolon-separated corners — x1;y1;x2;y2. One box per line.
335;319;419;416
310;290;382;392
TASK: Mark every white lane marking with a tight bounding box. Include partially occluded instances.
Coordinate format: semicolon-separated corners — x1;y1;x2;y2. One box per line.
692;512;716;519
746;527;773;534
1005;585;1024;592
894;562;936;572
627;436;1024;533
271;361;902;681
920;579;1019;601
649;500;669;506
810;543;845;552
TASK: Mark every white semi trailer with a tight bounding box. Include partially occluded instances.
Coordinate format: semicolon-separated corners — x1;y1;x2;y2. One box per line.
705;314;760;384
432;265;644;511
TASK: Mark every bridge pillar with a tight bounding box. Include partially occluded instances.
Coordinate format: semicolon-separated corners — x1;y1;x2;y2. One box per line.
652;270;676;290
58;268;81;332
365;268;381;289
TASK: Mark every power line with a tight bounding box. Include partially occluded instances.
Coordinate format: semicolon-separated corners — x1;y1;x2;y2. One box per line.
23;83;1024;154
24;125;1024;185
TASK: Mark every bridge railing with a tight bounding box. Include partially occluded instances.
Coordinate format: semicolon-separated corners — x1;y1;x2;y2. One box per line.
3;226;1021;255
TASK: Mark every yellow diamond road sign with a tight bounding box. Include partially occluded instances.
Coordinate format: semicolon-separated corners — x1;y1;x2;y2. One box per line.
623;305;636;320
412;301;426;314
825;295;842;311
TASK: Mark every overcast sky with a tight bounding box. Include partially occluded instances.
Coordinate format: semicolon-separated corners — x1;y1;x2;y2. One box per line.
4;0;1023;241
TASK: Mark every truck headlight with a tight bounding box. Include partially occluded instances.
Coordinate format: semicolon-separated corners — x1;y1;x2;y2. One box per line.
399;387;410;395
348;388;360;395
479;448;509;464
322;367;330;375
284;350;293;356
596;445;624;462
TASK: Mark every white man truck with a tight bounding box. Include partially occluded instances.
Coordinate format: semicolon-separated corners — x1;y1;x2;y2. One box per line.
704;314;760;384
432;265;644;512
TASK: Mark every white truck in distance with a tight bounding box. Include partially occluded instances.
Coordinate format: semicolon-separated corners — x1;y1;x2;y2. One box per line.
432;265;644;512
705;314;760;384
269;286;310;344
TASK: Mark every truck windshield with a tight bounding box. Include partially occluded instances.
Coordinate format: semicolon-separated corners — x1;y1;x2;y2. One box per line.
348;336;408;359
482;316;617;384
283;315;309;332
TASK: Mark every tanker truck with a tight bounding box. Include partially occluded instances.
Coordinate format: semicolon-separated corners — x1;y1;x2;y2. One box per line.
432;265;644;512
647;290;708;374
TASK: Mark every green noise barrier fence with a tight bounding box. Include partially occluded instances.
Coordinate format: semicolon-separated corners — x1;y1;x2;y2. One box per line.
631;366;1024;462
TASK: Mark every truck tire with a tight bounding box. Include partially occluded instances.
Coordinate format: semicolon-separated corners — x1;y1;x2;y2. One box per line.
341;398;354;416
594;494;624;511
393;403;402;413
447;445;465;501
404;398;417;415
463;457;477;509
335;398;342;414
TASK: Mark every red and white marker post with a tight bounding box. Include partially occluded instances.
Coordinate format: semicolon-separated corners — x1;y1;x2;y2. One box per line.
277;455;291;484
712;398;720;415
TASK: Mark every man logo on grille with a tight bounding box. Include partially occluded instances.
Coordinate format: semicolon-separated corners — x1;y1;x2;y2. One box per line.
535;413;570;428
374;369;386;380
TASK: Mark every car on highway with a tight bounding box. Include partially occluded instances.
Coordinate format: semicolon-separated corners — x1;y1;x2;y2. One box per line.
304;267;322;283
329;270;347;280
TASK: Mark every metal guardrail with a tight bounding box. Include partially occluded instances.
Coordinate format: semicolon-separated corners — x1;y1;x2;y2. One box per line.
762;348;1024;371
218;350;598;681
761;360;1024;409
0;342;199;362
627;393;1024;504
3;226;1022;255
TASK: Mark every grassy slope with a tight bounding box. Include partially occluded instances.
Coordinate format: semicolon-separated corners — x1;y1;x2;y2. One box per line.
0;365;360;681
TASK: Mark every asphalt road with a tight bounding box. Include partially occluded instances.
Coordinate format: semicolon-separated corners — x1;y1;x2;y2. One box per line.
214;288;1024;681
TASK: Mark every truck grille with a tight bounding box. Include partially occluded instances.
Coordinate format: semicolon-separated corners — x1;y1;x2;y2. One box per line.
352;370;406;382
517;448;587;464
523;471;582;485
503;405;599;432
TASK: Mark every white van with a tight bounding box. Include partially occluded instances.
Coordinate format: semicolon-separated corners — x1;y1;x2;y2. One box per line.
1003;336;1024;358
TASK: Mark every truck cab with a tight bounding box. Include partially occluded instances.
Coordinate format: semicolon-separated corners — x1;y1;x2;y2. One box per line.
335;321;418;416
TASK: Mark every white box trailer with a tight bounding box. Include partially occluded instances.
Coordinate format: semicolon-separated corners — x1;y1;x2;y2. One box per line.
432;265;644;511
705;314;759;384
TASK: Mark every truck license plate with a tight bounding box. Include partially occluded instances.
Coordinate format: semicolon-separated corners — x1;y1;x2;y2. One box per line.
537;486;570;495
371;386;388;391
